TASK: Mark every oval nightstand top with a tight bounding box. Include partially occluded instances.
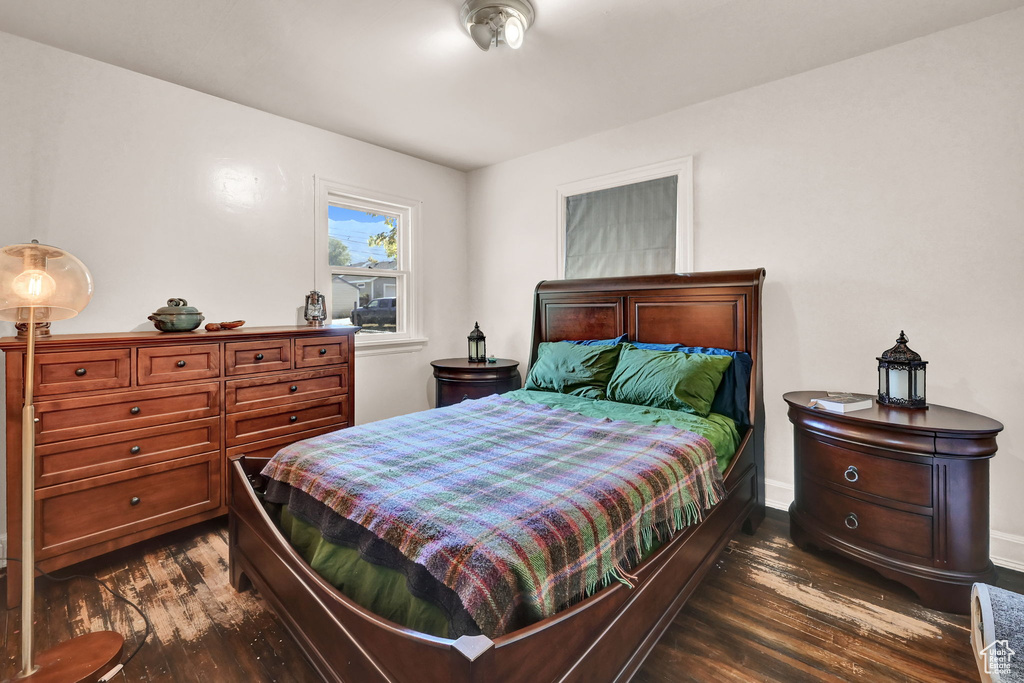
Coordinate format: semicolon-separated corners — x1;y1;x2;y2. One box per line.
783;390;1003;435
430;358;519;371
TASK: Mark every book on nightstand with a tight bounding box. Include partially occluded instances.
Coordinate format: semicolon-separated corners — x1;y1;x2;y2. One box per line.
807;392;874;413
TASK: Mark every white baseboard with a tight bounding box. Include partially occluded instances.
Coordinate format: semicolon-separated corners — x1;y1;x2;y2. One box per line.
760;478;1024;572
991;531;1024;573
764;478;793;512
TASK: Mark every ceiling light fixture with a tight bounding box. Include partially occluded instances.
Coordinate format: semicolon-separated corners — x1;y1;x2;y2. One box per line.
460;0;535;52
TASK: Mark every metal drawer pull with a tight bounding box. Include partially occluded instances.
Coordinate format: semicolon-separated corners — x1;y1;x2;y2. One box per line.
289;385;298;392
844;466;859;483
289;415;298;423
845;513;859;529
75;368;87;377
130;446;141;455
176;360;187;368
130;406;141;415
319;348;328;355
255;353;264;361
130;497;141;506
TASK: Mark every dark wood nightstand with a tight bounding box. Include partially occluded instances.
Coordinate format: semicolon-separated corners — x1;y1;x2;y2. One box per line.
430;358;521;408
784;390;1002;613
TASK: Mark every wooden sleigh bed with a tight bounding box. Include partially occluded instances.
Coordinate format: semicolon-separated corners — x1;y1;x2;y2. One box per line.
228;268;766;682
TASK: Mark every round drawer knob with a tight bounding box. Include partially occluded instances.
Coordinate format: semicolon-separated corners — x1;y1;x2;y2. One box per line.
289;415;298;423
130;446;141;455
130;406;141;415
319;348;327;355
75;368;87;377
130;497;141;506
255;353;264;361
176;360;187;368
844;513;859;530
844;466;859;483
289;385;298;392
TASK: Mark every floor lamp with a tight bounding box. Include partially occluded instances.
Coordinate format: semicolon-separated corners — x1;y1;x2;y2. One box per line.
0;241;123;681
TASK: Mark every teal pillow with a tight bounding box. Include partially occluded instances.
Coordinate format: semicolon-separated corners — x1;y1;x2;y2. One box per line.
607;344;733;416
525;341;622;399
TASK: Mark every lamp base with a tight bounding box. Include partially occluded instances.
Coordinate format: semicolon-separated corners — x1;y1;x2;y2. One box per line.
17;631;123;683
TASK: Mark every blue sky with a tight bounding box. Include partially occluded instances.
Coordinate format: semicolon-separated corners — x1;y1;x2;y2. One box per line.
328;205;390;263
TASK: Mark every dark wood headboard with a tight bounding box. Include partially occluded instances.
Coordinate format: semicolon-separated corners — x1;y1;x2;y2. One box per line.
530;269;764;362
529;268;766;498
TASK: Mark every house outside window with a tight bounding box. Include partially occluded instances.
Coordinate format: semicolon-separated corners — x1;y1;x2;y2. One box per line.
315;178;423;354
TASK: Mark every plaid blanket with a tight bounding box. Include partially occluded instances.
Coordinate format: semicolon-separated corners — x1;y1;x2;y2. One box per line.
261;395;725;638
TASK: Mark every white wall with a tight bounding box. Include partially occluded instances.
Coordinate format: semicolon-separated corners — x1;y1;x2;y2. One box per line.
468;9;1024;567
0;31;471;533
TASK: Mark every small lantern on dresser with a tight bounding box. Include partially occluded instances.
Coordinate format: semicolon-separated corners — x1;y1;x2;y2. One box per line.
877;330;927;408
468;322;486;362
304;290;327;326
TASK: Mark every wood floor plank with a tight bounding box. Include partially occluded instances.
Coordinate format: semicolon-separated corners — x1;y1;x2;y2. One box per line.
1;509;1016;682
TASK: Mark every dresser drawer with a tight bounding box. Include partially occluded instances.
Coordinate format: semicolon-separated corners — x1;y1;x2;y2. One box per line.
295;336;348;368
34;383;220;444
226;426;344;462
37;453;220;557
225;396;348;446
36;417;221;487
137;344;221;385
800;478;933;559
35;349;131;396
226;367;348;412
798;433;932;507
225;340;291;376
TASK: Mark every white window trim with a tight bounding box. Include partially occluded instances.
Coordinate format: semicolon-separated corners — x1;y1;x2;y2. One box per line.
555;156;694;279
315;177;426;355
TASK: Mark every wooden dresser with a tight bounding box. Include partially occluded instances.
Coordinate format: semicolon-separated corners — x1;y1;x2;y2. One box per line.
784;390;1002;613
2;325;355;606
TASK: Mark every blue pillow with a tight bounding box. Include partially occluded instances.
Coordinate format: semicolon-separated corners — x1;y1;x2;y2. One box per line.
631;342;752;426
563;334;627;346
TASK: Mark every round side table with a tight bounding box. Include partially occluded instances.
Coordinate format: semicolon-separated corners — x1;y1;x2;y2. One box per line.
430;358;521;408
784;390;1002;613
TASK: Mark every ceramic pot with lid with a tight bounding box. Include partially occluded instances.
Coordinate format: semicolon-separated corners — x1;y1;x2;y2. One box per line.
148;298;204;332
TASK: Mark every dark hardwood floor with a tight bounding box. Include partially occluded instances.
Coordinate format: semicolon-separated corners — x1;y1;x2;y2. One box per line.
3;508;1019;682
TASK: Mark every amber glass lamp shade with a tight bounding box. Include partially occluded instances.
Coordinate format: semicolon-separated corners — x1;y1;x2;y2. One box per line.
0;241;94;321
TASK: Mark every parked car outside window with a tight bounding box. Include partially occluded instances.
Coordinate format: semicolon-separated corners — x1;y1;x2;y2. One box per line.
351;297;396;329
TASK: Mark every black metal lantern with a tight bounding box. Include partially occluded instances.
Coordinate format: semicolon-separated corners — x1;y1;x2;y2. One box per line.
877;331;927;408
468;322;486;362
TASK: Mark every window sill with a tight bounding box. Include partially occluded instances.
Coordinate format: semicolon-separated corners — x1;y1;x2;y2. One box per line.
354;335;428;357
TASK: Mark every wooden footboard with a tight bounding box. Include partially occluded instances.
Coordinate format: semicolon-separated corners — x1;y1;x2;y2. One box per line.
229;435;758;683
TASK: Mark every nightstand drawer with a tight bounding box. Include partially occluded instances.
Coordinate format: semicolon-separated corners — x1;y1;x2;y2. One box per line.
37;453;220;557
225;396;348;445
35;349;131;396
294;337;348;368
801;478;933;559
226;367;348;412
137;344;221;385
225;340;292;375
798;433;932;507
34;383;220;444
36;417;221;487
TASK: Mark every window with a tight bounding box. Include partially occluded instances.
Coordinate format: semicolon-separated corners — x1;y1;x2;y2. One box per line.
556;157;693;279
315;178;423;352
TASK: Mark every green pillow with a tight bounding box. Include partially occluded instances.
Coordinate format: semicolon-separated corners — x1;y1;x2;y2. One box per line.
525;341;622;399
607;344;733;416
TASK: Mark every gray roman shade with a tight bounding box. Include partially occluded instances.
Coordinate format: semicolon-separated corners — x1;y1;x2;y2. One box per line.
564;175;678;279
